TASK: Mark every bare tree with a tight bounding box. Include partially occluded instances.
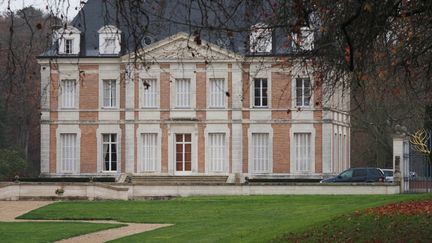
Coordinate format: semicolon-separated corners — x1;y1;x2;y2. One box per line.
2;0;432;171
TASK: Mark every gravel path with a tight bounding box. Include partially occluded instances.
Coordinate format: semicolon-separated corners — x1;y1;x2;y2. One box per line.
0;201;170;242
0;201;53;221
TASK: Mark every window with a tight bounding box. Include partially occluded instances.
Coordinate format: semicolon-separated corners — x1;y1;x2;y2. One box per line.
103;80;117;107
296;78;311;107
64;39;73;54
104;38;116;54
294;133;312;172
353;169;367;177
141;133;158;172
293;27;314;51
142;79;158;108
208;133;226;172
60;133;77;173
176;134;192;172
250;23;272;53
340;168;353;178
102;134;117;171
209;78;225;108
252;133;270;173
61;79;76;108
254;78;268;107
175;79;191;108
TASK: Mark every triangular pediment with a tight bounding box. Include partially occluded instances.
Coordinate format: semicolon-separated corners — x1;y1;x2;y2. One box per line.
122;32;243;62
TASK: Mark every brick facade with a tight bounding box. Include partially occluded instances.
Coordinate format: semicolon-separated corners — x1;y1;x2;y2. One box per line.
40;34;350;179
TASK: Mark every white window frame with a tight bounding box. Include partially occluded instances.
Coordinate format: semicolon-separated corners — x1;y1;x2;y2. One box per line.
251;133;271;173
60;79;77;109
253;78;268;108
137;125;161;173
175;133;193;173
102;133;118;172
168;126;198;175
59;133;77;173
98;25;122;55
64;38;73;54
141;79;158;108
290;125;315;174
102;79;117;108
208;78;225;108
56;126;81;174
293;133;312;172
140;133;158;172
295;77;311;107
175;78;191;108
207;133;227;173
248;125;273;175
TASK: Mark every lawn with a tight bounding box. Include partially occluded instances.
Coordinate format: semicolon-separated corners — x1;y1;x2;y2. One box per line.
0;222;124;243
276;200;432;242
18;194;432;242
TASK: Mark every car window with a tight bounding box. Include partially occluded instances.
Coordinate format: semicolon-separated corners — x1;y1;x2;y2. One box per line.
339;169;353;178
368;169;383;177
383;170;393;177
353;169;367;177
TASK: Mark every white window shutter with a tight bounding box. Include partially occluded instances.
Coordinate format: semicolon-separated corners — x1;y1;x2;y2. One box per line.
208;133;226;172
60;133;77;173
176;79;191;108
252;133;270;173
294;133;312;172
209;79;225;108
142;133;158;172
142;79;157;108
61;80;76;108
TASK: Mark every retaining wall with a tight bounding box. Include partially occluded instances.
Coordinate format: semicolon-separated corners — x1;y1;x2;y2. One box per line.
0;182;400;201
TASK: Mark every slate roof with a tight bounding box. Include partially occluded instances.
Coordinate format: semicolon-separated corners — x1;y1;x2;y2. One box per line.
40;0;316;58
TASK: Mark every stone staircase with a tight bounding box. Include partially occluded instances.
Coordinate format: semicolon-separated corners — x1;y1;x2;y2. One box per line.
131;175;229;185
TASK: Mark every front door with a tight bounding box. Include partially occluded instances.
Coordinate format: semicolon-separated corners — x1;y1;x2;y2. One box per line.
175;134;192;174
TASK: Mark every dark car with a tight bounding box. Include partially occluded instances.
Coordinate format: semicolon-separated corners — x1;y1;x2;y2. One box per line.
320;167;385;183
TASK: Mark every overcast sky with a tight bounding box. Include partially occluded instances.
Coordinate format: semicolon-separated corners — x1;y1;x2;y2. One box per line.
0;0;82;20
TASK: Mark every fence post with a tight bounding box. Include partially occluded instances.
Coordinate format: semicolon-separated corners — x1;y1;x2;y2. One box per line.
393;134;407;193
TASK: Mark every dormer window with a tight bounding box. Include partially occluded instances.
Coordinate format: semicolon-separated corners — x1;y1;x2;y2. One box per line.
293;27;314;51
249;23;272;53
54;26;81;55
98;25;122;55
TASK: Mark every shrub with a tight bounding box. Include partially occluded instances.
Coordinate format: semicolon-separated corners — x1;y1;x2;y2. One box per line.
0;149;28;181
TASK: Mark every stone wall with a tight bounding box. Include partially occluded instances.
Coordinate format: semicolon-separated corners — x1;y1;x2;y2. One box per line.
0;183;400;201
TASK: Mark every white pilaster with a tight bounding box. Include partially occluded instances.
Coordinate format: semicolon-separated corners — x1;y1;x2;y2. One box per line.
40;124;50;174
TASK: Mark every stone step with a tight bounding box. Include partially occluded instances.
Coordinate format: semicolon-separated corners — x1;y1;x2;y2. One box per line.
131;175;229;185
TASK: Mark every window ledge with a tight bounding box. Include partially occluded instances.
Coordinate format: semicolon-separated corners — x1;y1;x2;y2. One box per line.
59;108;78;111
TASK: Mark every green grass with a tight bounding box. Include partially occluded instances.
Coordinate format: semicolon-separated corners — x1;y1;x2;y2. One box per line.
19;194;432;242
274;213;432;242
0;222;124;243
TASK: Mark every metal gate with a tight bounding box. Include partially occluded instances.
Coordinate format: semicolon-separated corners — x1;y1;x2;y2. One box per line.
405;130;432;193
